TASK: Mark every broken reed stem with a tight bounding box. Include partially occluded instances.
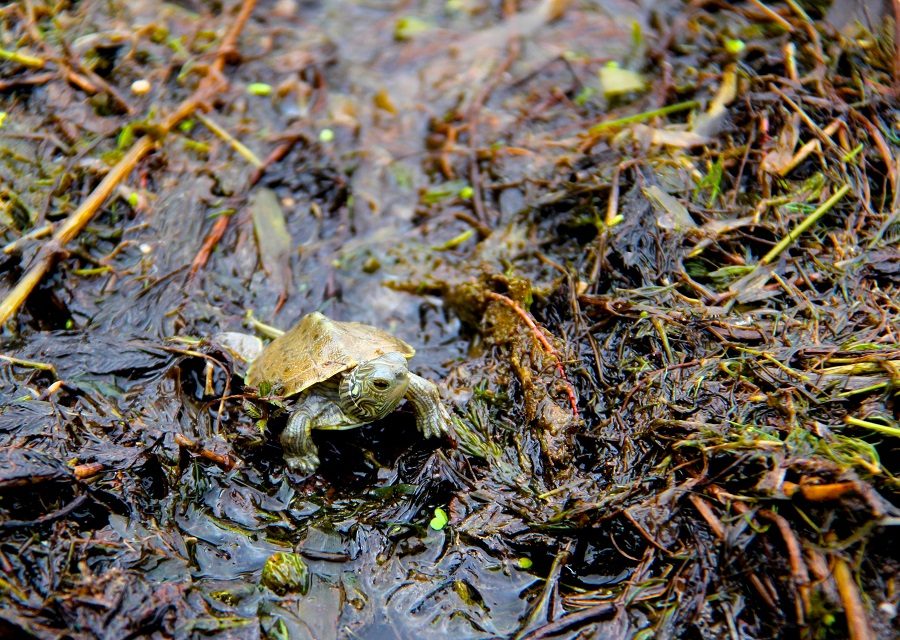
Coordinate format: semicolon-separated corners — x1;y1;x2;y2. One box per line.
0;0;258;326
759;184;851;266
484;291;579;417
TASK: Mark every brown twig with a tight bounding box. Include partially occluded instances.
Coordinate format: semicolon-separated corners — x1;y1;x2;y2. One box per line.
894;0;900;94
452;211;492;238
190;130;305;278
0;0;258;325
189;215;232;279
782;481;857;502
689;494;725;538
759;509;810;625
703;488;780;609
623;508;672;555
518;603;616;640
850;109;898;198
484;291;579;416
832;552;876;640
72;463;104;480
248;134;302;187
174;433;238;471
0;71;54;91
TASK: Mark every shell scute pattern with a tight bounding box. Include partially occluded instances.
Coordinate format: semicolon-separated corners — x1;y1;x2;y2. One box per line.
245;312;415;395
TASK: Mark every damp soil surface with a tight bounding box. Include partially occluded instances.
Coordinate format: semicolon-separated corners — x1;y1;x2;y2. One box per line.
1;1;898;638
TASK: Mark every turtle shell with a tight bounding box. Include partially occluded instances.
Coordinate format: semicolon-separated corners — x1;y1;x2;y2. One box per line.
245;312;415;396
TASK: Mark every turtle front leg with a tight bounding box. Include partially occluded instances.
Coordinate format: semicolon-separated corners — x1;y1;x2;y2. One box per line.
405;373;452;439
280;410;320;473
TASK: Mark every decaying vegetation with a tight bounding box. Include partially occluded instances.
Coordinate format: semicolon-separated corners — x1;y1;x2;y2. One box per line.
1;1;897;638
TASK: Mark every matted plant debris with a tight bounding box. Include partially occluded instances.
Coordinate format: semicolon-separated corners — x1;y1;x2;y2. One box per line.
1;1;897;638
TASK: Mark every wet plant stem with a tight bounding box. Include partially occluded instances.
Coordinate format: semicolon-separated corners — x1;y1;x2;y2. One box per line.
759;184;851;266
0;47;44;68
587;99;700;134
844;416;900;438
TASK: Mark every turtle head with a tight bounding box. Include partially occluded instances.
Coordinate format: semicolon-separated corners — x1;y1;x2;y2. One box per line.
340;352;410;421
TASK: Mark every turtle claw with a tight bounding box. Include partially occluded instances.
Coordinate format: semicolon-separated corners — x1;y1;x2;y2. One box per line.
406;373;452;439
422;403;452;439
284;453;320;474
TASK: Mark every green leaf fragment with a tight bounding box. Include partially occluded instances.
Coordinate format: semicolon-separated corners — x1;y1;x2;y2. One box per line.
598;63;645;98
422;180;468;204
432;229;474;251
725;38;746;55
395;17;432;41
117;124;136;150
429;507;448;530
574;87;595;106
247;82;273;96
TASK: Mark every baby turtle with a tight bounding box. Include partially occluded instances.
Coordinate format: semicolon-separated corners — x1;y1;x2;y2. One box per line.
245;312;451;473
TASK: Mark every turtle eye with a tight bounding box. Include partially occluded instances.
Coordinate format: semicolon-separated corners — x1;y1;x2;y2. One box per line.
372;378;390;391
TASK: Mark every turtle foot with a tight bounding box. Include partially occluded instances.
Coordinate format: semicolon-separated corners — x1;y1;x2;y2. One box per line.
421;402;452;439
283;453;320;474
406;374;452;439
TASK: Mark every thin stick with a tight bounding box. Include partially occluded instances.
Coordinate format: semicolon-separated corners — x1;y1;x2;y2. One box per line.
0;0;258;326
759;184;851;266
485;291;579;416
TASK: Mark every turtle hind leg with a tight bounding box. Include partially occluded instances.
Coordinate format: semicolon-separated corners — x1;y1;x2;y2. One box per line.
405;373;452;439
280;410;320;473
